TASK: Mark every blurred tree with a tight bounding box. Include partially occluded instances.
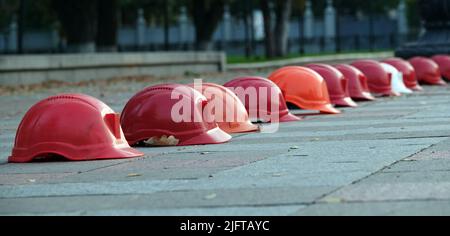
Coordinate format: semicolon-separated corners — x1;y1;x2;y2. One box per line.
291;0;306;17
51;0;98;52
119;0;181;26
406;0;420;31
260;0;293;58
186;0;227;50
0;0;19;29
96;0;119;52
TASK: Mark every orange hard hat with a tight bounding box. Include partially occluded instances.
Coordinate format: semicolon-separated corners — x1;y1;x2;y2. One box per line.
268;66;341;114
189;82;259;133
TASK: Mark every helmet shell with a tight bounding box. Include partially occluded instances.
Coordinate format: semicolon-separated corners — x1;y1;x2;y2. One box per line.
431;55;450;81
334;64;375;101
380;62;413;94
189;82;259;133
382;58;423;91
352;60;398;96
224;76;301;122
9;93;143;163
268;66;341;114
306;63;358;107
121;84;232;146
409;57;447;86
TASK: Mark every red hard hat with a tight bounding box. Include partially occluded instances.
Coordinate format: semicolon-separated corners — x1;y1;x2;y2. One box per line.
120;83;232;146
306;63;358;107
382;57;423;91
9;93;144;163
431;55;450;81
409;57;447;86
268;66;341;114
189;82;259;133
334;64;375;101
351;59;399;96
223;76;301;122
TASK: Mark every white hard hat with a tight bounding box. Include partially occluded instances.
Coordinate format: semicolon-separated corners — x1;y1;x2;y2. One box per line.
381;62;413;94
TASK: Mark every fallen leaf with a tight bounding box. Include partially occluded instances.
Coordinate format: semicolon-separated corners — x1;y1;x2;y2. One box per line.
127;173;142;177
323;197;343;204
201;152;210;155
204;193;217;200
272;173;282;177
290;146;300;150
28;179;36;183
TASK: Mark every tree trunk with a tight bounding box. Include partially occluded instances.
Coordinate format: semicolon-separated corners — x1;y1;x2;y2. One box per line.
96;0;118;52
260;0;275;58
274;0;292;57
260;0;292;58
190;0;225;50
52;0;97;52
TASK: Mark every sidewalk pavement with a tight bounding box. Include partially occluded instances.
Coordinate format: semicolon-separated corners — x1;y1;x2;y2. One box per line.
1;73;450;216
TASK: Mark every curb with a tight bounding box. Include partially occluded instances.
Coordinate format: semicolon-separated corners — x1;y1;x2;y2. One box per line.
227;52;394;71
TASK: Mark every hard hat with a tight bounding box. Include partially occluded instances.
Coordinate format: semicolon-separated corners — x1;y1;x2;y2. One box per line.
380;62;413;94
351;59;400;96
188;82;259;133
382;58;423;91
334;64;375;101
120;84;232;146
223;76;301;122
431;55;450;81
268;66;341;114
9;93;144;163
306;63;358;107
409;57;447;86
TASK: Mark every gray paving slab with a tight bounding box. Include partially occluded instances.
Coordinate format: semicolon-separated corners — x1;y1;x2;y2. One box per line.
384;159;450;172
319;182;450;202
354;170;450;184
0;186;328;215
293;200;450;216
2;205;305;216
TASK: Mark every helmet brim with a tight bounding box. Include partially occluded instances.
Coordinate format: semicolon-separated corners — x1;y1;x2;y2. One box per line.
317;104;341;114
219;122;259;134
434;79;448;86
9;145;144;163
352;92;376;101
409;84;423;91
333;97;358;107
181;127;232;146
279;112;303;122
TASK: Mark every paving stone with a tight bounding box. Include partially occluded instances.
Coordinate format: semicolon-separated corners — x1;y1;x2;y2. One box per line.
0;186;328;215
293;200;450;216
0;157;142;174
384;159;450;172
322;182;450;202
2;205;305;216
356;170;450;184
0;172;75;185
